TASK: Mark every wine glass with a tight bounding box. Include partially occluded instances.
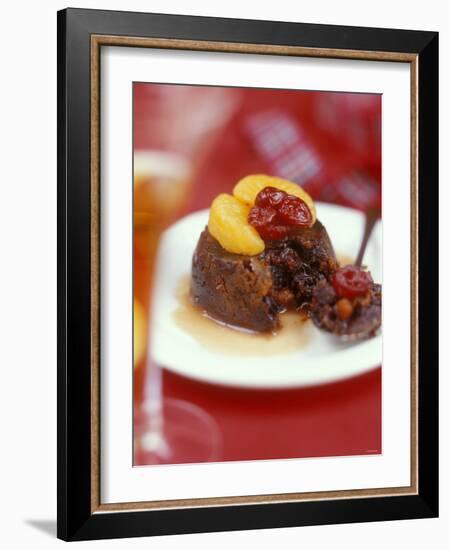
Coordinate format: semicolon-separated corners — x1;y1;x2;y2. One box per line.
133;85;237;465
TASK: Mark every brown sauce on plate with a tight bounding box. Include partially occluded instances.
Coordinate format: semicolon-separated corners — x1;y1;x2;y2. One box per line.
173;276;311;357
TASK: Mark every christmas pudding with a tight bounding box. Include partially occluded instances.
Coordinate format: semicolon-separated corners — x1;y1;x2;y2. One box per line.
190;175;338;332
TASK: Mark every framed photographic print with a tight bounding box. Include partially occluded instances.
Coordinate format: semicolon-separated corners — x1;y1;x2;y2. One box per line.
57;8;438;541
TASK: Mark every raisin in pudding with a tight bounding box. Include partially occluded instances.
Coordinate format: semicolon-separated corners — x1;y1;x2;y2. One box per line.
310;265;382;340
191;175;337;332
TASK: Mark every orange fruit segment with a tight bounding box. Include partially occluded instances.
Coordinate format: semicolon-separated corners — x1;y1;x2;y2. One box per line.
233;174;316;225
208;193;265;255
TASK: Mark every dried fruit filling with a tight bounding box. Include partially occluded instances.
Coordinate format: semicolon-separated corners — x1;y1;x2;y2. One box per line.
332;265;373;299
248;186;313;240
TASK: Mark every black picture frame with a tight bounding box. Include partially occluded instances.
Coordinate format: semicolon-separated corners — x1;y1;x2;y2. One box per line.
57;7;438;541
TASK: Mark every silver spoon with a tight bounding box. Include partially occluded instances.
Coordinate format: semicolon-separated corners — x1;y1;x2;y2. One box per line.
312;206;381;341
337;205;381;340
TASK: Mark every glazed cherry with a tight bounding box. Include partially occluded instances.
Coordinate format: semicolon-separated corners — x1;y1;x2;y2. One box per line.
248;205;277;227
278;196;312;226
249;187;312;240
332;265;373;299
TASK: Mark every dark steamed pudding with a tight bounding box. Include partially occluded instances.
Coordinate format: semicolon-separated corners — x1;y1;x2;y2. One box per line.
191;220;338;332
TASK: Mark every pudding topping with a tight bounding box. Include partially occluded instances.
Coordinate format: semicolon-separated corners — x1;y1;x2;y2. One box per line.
198;173;381;339
207;175;316;256
332;265;373;299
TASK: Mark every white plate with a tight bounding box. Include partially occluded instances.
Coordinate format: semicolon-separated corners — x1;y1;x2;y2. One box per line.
150;203;382;389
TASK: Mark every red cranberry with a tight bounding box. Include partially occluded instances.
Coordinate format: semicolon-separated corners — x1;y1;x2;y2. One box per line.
248;205;277;227
255;224;289;240
278;196;312;226
248;186;313;241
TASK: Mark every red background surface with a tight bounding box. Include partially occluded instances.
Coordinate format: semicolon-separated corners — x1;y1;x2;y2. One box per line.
134;84;382;463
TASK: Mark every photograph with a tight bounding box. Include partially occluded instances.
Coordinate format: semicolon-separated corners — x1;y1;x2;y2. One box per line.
54;6;439;541
132;83;383;466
